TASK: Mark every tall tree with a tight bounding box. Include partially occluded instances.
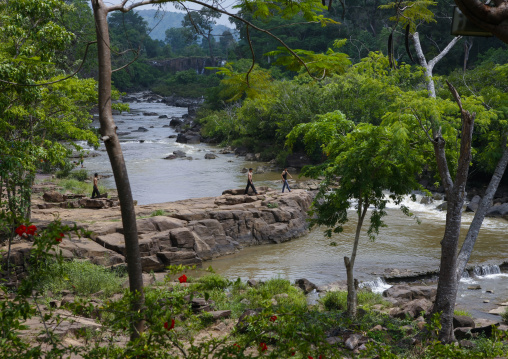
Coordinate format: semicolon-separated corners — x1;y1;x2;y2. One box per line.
89;0;333;341
287;110;423;317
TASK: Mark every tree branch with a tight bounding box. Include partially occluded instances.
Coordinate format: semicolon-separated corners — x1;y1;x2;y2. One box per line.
245;25;256;88
447;81;475;190
428;35;462;72
411;108;433;143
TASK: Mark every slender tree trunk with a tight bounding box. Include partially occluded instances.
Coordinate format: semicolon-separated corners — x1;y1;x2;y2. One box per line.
91;0;145;339
432;83;475;343
345;198;368;317
456;140;508;279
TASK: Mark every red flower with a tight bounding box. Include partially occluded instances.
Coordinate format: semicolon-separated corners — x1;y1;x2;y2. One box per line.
15;225;27;236
233;343;241;351
319;356;323;359
290;349;296;356
55;233;64;243
178;274;187;283
164;319;175;331
259;342;268;352
269;315;277;322
308;356;313;359
26;225;37;235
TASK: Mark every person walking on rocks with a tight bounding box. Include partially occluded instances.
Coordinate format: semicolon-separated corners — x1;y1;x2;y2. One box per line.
281;168;292;193
91;173;101;199
244;168;258;195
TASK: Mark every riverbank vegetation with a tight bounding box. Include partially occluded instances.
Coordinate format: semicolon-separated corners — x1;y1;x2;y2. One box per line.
4;243;508;358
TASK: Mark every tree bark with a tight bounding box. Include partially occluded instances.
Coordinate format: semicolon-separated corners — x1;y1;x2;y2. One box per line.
432;82;475;343
91;0;145;339
454;0;508;44
345;198;368;317
456;140;508;279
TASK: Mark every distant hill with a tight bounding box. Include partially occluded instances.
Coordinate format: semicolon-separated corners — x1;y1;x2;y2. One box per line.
135;9;236;42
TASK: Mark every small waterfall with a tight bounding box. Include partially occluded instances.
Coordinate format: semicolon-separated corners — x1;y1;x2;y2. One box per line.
360;277;391;294
472;264;501;277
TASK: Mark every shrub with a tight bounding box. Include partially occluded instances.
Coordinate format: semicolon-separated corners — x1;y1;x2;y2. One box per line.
70;169;89;182
194;273;230;290
320;290;387;311
454;309;472;317
150;209;166;217
321;290;346;311
55;160;76;178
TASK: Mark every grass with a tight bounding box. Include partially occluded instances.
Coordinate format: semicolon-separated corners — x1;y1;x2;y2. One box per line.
320;289;389;311
150;209;168;217
454;309;472;317
56;178;107;196
39;260;127;298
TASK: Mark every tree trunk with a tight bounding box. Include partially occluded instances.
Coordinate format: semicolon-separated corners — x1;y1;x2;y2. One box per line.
91;0;145;339
344;198;368;317
432;82;475;343
456;141;508;279
412;32;462;99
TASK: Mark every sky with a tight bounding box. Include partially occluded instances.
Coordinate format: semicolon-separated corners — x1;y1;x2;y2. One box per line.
102;0;239;26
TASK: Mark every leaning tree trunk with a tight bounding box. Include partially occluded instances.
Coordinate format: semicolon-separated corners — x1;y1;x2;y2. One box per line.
456;139;508;279
432;82;475;343
91;0;145;339
345;198;368;317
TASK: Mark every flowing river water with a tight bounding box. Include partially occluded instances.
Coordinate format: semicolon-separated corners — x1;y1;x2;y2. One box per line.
80;96;508;321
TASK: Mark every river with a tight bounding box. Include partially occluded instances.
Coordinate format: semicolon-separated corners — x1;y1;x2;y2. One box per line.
80;96;508;321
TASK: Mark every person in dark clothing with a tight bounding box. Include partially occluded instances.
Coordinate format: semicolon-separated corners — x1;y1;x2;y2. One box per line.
91;173;101;199
281;168;292;192
244;168;258;195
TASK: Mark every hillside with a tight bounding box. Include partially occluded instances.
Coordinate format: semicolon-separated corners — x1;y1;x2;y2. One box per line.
135;9;236;42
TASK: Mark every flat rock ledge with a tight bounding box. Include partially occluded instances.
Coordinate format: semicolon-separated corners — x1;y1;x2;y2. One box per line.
2;189;313;285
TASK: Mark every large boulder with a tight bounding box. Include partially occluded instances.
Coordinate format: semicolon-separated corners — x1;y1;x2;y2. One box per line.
95;233;159;256
157;250;202;266
173;150;186;158
190;219;238;256
453;315;476;329
43;191;65;203
466;195;482;212
78;198;109;209
149;216;185;231
295;278;318;294
169;228;196;249
61;236;124;266
486;203;508;217
140;255;166;272
390;298;433;319
169;118;183;127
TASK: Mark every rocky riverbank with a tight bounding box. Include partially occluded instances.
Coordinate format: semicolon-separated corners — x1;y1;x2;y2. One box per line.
1;188;313;286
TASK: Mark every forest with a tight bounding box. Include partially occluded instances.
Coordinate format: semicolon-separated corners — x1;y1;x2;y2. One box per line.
1;0;508;357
